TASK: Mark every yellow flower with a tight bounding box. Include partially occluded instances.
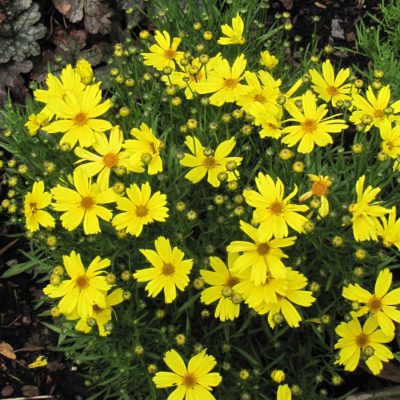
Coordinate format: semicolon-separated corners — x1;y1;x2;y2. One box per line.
75;58;93;84
227;220;296;283
153;349;222;399
195;54;247;106
343;268;400;336
349;175;389;242
200;254;245;321
299;175;332;217
236;70;281;116
112;182;169;237
43;251;111;318
43;83;112;148
260;50;278;70
179;136;242;187
257;268;316;328
377;207;400;250
24;181;55;232
74;126;142;190
141;30;184;71
379;120;400;158
34;65;85;118
309;59;351;106
51;169;116;235
74;288;124;336
243;172;309;238
217;13;246;45
350;85;400;129
133;236;193;303
282;90;348;153
335;316;394;375
25;112;48;135
123;122;163;175
277;384;292;400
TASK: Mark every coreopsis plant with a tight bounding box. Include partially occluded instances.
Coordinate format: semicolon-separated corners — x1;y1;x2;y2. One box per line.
1;1;400;399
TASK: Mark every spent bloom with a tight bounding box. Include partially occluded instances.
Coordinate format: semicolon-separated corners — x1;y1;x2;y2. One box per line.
299;174;332;217
153;349;222;400
343;268;400;336
217;13;245;45
43;251;111;318
133;236;193;303
335;316;394;375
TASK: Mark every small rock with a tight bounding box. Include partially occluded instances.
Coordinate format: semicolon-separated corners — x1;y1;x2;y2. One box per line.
1;385;14;397
21;385;39;397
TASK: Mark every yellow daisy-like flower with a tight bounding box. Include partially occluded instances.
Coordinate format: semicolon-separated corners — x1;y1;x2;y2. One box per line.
133;236;193;303
277;384;292;400
179;136;242;188
43;83;112;148
24;181;55;232
257;269;316;328
75;58;93;84
123;122;163;175
309;59;351;106
348;175;390;242
260;50;278;70
343;268;400;336
74;288;124;336
34;64;85;118
51;169;116;235
141;30;184;71
200;254;245;322
299;175;332;217
112;182;169;237
217;13;245;45
350;85;400;129
377;207;400;250
236;70;281;116
227;220;296;284
195;54;247;106
244;172;309;238
379;120;400;159
282;90;348;153
74;126;142;190
25;112;48;136
335;316;394;375
43;251;111;318
153;349;222;400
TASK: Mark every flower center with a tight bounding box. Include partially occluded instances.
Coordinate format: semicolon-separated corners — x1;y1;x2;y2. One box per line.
225;276;240;287
103;153;119;168
374;109;384;118
301;119;317;133
76;275;89;289
74;112;88;126
162;263;175;276
254;94;266;103
182;373;197;388
311;180;329;197
355;333;369;348
326;85;338;96
29;202;37;213
81;196;95;210
164;49;176;60
257;243;270;255
367;296;382;313
93;304;103;313
203;156;217;168
136;205;148;217
223;78;237;89
270;201;284;214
